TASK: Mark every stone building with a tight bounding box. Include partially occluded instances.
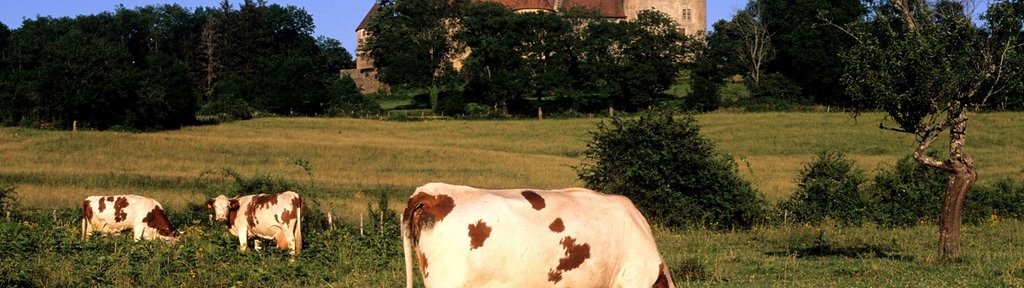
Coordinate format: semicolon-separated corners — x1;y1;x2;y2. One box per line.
343;0;706;93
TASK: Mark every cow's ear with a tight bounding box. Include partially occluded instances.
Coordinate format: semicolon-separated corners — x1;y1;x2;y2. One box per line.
205;200;214;209
229;200;240;210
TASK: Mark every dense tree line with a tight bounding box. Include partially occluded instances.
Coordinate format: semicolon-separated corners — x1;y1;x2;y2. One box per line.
366;0;693;117
0;0;366;131
699;0;1024;111
368;0;1024;115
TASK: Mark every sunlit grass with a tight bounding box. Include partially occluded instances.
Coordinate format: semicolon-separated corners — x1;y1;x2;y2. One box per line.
3;112;1022;207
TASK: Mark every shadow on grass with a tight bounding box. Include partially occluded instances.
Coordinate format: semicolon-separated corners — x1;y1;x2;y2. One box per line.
766;240;915;261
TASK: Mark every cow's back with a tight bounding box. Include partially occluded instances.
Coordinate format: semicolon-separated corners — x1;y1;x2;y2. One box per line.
83;195;156;230
405;183;668;288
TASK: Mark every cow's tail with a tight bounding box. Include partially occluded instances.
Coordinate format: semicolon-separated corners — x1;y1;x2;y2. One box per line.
80;217;87;241
81;201;89;241
402;212;414;288
294;198;303;254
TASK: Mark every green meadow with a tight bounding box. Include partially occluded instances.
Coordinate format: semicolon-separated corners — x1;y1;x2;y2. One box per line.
1;112;1023;286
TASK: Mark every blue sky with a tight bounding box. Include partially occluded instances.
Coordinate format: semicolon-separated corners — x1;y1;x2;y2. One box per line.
0;0;753;56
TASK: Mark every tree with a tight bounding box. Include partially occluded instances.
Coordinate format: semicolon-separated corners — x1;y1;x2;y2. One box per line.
761;0;867;106
841;0;1023;260
733;1;774;85
365;0;466;94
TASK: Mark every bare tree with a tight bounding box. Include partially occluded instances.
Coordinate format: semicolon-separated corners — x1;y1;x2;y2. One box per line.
734;2;773;84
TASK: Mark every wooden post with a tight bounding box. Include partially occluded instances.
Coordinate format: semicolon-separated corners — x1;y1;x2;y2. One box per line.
379;211;384;236
360;214;364;236
538;107;543;120
53;209;57;221
328;212;335;230
73;121;77;132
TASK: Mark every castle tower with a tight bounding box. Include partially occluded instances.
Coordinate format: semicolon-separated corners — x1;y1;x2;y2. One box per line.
624;0;706;36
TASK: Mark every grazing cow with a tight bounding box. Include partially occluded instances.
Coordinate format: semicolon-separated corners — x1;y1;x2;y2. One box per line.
206;191;304;254
402;182;676;288
81;195;180;242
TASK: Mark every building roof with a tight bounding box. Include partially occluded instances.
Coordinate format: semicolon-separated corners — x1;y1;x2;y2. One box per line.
356;3;380;31
560;0;626;18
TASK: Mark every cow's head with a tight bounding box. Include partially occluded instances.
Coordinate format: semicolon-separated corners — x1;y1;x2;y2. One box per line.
206;195;240;221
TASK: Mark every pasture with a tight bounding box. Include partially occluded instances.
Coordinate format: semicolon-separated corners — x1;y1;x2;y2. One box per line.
1;112;1023;287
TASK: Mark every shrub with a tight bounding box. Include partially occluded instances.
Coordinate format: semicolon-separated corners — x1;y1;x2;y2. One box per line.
740;73;810;111
865;154;946;227
781;149;868;226
965;177;1024;224
575;109;766;230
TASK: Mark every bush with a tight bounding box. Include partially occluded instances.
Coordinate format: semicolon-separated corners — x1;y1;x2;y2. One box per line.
781;149;868;226
575;109;766;230
965;177;1024;224
865;154;946;227
739;73;811;111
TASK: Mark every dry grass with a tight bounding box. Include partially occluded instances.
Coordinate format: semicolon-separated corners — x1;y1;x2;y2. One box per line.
2;112;1022;211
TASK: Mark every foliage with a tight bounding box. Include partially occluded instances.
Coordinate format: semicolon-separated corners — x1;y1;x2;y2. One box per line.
0;177;16;216
357;192;402;268
365;0;465;89
326;76;383;118
965;177;1024;224
781;149;868;226
739;72;809;111
760;0;867;106
0;2;359;131
866;154;947;227
575;109;766;230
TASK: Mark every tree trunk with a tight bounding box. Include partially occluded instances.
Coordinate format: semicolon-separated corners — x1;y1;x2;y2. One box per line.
914;111;975;261
937;158;976;260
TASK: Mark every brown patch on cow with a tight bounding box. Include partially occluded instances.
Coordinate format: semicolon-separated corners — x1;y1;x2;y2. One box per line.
403;192;456;245
653;262;673;288
521;190;546;211
142;206;179;237
280;197;304;224
97;197;107;212
113;197;130;222
226;199;240;228
467;220;492;250
82;200;93;221
547;236;591;284
549;218;565;233
246;194;281;228
416;249;430;278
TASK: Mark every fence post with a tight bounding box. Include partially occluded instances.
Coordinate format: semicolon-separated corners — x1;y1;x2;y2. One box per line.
360;214;364;236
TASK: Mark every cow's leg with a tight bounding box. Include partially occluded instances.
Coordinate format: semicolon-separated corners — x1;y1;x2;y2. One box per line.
133;227;144;242
254;239;262;251
237;226;249;251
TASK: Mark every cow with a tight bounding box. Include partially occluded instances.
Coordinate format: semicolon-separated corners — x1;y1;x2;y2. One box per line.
206;191;304;254
402;182;676;288
81;195;180;242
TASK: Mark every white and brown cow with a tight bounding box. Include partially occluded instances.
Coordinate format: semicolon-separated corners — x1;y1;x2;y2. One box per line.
206;191;304;254
402;182;676;288
81;195;180;242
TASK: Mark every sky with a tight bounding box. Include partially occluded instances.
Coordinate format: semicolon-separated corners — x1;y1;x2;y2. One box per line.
0;0;750;57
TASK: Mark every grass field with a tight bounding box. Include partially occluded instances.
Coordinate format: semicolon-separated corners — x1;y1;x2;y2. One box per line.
2;112;1023;286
